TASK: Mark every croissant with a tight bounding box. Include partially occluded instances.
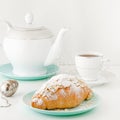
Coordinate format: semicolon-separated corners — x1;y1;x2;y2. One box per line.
31;74;93;110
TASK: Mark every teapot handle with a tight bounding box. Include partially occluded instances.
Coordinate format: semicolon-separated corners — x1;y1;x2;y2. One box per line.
0;18;13;30
0;19;13;47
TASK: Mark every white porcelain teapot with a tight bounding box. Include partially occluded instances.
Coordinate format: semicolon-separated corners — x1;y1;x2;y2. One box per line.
2;13;68;76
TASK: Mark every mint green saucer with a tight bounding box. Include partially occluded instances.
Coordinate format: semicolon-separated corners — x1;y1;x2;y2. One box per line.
0;63;59;81
23;91;99;116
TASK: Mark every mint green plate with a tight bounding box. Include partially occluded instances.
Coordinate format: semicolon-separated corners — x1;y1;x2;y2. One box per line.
23;91;99;116
0;63;59;81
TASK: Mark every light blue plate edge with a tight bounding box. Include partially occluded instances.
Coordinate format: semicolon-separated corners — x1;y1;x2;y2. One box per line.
23;91;99;116
0;63;59;81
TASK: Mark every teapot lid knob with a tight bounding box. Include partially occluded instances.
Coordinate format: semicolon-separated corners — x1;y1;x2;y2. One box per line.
25;13;33;24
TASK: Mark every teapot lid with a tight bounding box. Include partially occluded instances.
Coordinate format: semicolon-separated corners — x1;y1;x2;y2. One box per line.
6;13;54;40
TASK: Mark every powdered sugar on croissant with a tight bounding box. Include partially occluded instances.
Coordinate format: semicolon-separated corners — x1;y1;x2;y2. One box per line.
31;74;93;110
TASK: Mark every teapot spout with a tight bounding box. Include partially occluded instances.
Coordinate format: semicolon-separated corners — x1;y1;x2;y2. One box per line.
44;28;68;66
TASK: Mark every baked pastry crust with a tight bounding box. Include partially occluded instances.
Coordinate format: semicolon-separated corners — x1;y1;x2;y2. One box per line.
31;74;92;110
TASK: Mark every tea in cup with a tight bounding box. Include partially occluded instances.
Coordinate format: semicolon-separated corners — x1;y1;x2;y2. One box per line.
75;52;108;81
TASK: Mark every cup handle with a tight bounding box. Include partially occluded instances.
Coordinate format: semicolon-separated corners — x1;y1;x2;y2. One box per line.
102;58;110;71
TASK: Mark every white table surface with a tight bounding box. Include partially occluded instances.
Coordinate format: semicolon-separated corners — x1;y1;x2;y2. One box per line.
0;49;120;120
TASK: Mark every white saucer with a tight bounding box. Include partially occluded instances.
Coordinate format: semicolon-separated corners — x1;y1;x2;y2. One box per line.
85;76;108;87
82;70;115;87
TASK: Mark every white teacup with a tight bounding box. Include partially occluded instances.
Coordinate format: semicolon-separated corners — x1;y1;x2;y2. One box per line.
75;52;108;81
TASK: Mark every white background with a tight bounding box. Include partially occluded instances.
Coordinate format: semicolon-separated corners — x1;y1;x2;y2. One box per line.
0;0;120;65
